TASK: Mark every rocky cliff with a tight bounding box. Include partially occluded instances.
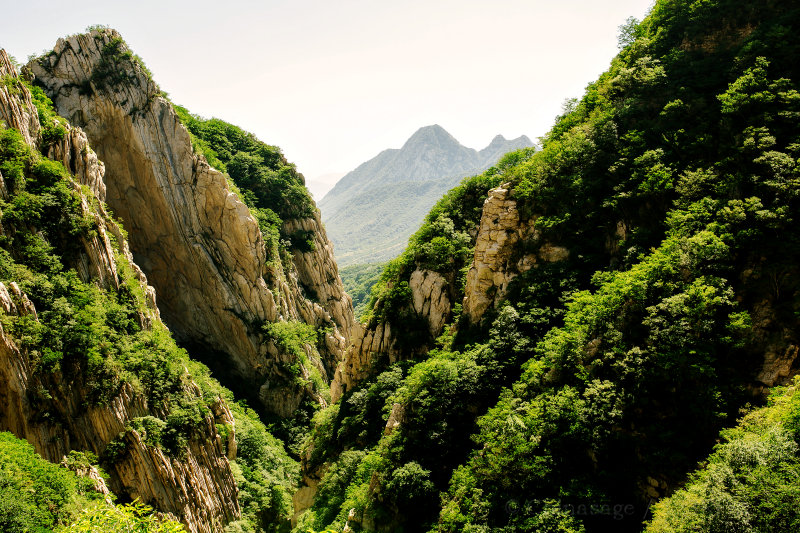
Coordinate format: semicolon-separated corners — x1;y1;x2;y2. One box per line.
332;267;452;401
29;30;353;416
0;49;239;532
462;184;569;324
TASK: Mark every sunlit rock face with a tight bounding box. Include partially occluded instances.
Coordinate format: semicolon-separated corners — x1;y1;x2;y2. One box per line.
31;30;354;416
0;49;240;533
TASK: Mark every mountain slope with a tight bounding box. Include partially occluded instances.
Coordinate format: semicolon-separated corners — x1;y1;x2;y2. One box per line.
0;49;243;532
319;125;532;265
29;30;354;419
2;29;358;532
296;0;800;531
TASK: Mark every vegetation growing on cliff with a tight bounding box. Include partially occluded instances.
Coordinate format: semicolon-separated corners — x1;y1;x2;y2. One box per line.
296;0;800;531
173;105;315;263
0;81;299;533
0;123;208;443
362;167;508;328
0;432;104;531
0;431;183;532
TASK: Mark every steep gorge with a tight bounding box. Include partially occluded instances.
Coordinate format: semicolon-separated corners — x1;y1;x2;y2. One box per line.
2;1;800;531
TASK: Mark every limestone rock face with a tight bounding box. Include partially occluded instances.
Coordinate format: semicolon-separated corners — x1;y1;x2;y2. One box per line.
409;269;450;337
0;61;239;533
284;216;354;367
0;51;39;146
46;122;107;200
0;283;240;533
332;321;398;402
462;185;568;324
383;403;405;436
30;30;353;415
331;268;451;402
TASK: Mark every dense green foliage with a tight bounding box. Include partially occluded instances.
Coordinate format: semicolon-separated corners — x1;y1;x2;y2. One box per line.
27;82;67;146
173;104;314;264
297;1;800;531
646;380;800;533
339;262;387;320
0;85;299;532
436;1;800;529
62;500;186;533
226;401;299;533
0;431;184;531
0;432;104;531
296;162;542;532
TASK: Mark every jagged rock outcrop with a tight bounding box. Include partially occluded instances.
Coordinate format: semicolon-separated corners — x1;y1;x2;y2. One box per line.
284;216;354;361
332;322;397;402
61;457;114;503
410;269;450;336
46;122;107;200
383;403;405;436
0;53;239;533
462;184;568;324
29;30;353;415
331;267;453;402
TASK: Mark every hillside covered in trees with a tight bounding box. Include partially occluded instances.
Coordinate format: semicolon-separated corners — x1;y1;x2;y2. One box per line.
1;0;799;532
295;0;800;531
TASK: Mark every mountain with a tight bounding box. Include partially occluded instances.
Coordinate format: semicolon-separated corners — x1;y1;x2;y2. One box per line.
0;47;241;532
318;125;532;266
1;29;352;532
29;30;354;422
306;171;346;200
296;1;800;531
3;1;800;532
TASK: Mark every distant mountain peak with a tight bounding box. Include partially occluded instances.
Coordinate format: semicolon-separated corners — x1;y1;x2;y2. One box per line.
477;133;534;166
319;124;533;265
402;124;462;149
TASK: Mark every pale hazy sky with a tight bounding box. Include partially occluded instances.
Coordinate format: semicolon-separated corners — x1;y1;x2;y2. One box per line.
1;0;654;182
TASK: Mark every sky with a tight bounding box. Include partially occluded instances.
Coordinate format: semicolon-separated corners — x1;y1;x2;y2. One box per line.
1;0;654;196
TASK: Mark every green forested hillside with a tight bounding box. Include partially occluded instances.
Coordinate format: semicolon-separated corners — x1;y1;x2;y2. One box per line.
0;73;298;533
339;262;387;319
296;0;800;531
